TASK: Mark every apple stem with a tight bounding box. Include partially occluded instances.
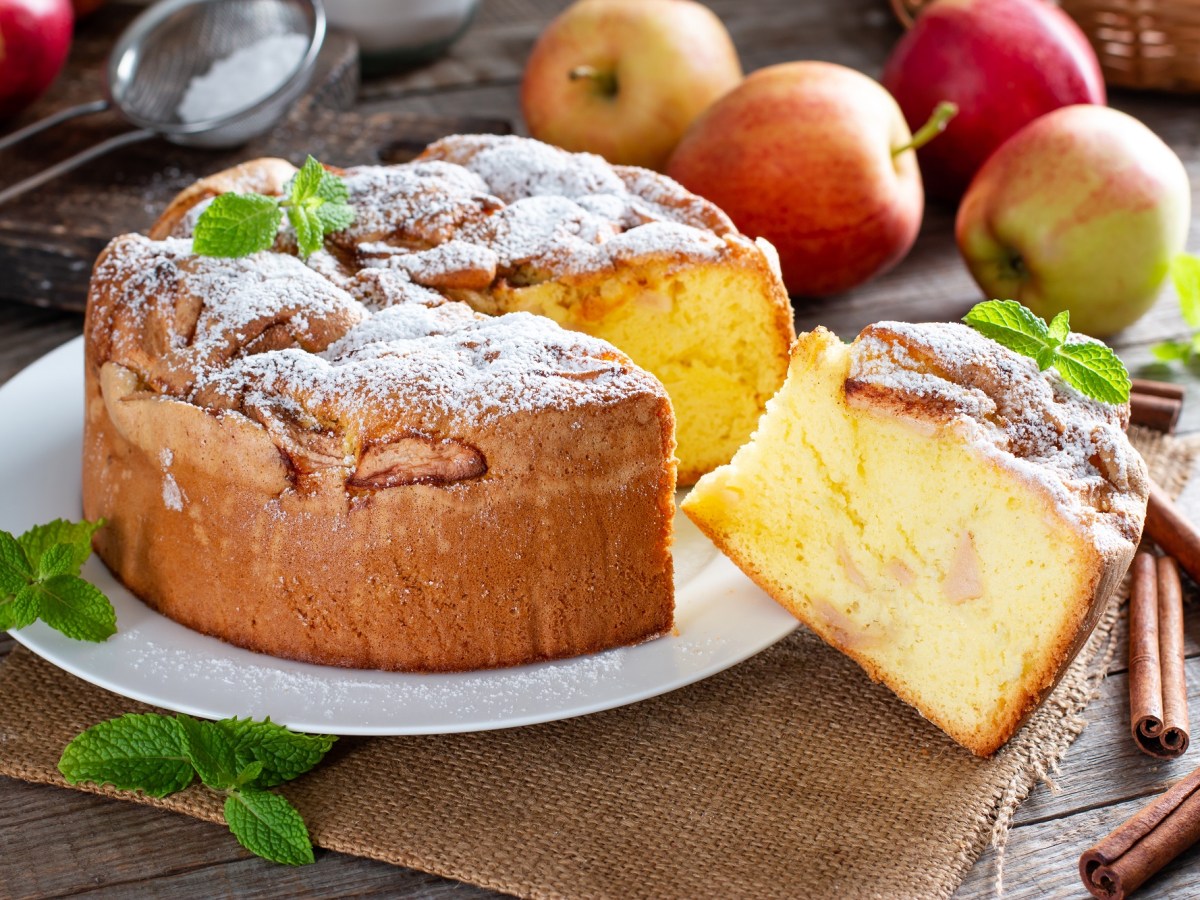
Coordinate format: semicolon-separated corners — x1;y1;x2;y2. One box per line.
569;65;618;98
891;101;959;158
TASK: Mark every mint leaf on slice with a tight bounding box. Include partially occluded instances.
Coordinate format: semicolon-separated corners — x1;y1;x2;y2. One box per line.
37;542;80;580
0;586;39;631
59;713;194;797
963;300;1058;361
225;789;315;865
219;718;336;788
1047;310;1070;343
1054;341;1132;405
177;714;239;791
18;518;102;574
0;530;32;596
1172;253;1200;329
286;204;324;259
286;155;325;207
194;193;283;258
29;574;116;641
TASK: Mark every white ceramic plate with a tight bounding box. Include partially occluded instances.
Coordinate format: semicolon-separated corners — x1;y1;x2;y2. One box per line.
1;338;797;735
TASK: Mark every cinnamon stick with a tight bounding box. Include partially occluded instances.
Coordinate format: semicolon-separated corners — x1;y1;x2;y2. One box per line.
1129;552;1190;758
1157;557;1190;758
1130;392;1183;434
1132;379;1187;402
1080;766;1200;899
1146;481;1200;587
1129;552;1164;754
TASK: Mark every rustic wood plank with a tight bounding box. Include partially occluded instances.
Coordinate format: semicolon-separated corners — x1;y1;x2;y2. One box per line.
959;790;1200;899
0;777;488;899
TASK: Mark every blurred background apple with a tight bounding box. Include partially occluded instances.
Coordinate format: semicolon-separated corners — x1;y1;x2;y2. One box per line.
521;0;742;171
667;62;942;297
882;0;1104;202
956;105;1190;337
0;0;73;120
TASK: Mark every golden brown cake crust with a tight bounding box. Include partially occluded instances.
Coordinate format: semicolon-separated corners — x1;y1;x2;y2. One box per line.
147;135;796;485
84;236;677;672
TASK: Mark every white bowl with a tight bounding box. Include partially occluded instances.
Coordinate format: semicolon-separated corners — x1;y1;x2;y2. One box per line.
323;0;479;69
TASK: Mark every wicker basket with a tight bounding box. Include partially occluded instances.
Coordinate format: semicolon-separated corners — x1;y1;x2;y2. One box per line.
888;0;1200;93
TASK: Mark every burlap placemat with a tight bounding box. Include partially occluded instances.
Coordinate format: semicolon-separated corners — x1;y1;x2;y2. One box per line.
0;428;1195;899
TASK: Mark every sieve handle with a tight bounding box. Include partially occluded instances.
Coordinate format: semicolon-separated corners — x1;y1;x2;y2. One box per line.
0;99;112;152
0;128;156;207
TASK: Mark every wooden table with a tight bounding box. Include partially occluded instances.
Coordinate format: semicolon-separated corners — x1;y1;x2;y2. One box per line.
3;0;1200;896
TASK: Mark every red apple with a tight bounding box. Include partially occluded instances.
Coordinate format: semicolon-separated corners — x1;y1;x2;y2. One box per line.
0;0;73;120
957;105;1190;337
667;62;951;297
521;0;742;172
882;0;1104;202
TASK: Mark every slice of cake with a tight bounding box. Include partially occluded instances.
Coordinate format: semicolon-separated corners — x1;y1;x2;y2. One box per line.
149;135;796;484
681;323;1148;756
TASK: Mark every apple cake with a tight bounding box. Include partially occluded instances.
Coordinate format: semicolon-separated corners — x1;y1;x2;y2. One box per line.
681;323;1148;756
149;134;796;484
83;234;676;672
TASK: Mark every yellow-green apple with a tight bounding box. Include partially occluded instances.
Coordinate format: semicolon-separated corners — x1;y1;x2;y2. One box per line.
520;0;742;171
666;61;953;297
956;105;1190;337
882;0;1104;202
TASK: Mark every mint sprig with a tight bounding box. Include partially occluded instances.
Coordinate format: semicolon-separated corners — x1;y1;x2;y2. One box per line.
1153;253;1200;364
963;300;1131;405
59;713;335;866
0;518;115;642
192;155;355;260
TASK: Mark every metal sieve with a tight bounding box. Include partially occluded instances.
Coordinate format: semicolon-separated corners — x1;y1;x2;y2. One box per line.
0;0;326;206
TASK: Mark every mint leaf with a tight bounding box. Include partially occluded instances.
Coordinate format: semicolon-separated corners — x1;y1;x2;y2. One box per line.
193;194;283;258
18;519;102;574
1055;341;1132;405
1048;310;1070;343
37;542;79;579
316;170;349;205
1153;340;1192;363
177;714;239;791
0;586;39;631
963;300;1058;360
218;718;336;788
59;713;194;797
314;201;355;235
28;574;116;641
0;530;32;596
1172;254;1200;329
225;789;314;865
236;761;265;788
286;204;324;259
964;299;1130;405
286;156;325;206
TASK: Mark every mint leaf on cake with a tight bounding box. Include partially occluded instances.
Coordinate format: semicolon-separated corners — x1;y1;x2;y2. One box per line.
963;300;1130;404
0;518;116;642
193;155;355;259
193;193;284;258
1153;253;1200;364
60;713;336;865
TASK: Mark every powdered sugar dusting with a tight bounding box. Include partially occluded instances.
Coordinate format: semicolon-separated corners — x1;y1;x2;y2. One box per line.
847;321;1147;549
89;235;665;450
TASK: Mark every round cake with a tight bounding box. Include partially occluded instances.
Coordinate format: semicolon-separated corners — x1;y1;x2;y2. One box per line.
149;134;796;485
84;235;677;672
